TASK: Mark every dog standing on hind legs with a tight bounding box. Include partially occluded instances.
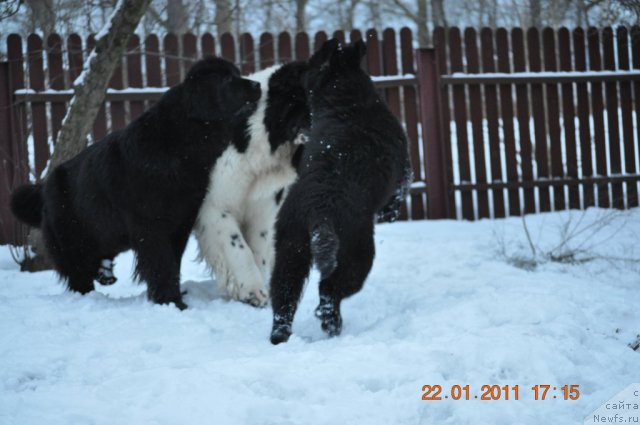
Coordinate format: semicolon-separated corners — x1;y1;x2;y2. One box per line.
269;39;412;344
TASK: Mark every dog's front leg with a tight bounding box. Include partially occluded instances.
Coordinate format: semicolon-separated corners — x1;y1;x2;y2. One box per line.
133;231;186;310
195;209;268;307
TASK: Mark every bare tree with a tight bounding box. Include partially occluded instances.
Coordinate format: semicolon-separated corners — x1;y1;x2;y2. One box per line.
25;0;56;35
214;0;232;36
529;0;541;27
295;0;308;33
166;0;189;34
431;0;446;27
48;0;152;170
0;0;23;20
386;0;429;46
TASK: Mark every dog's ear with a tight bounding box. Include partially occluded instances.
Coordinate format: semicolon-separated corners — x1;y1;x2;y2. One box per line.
185;75;220;122
344;40;367;68
309;38;340;69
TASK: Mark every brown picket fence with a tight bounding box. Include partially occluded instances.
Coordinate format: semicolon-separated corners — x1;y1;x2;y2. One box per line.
433;26;640;220
1;26;640;245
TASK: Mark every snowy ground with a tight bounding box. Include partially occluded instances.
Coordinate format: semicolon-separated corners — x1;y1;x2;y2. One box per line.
1;208;639;425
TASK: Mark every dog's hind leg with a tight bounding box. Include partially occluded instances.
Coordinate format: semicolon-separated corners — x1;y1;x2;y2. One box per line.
132;230;186;310
42;221;97;294
315;220;375;337
269;217;313;345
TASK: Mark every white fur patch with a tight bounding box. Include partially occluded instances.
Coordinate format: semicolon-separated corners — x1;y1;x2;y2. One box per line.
194;65;299;306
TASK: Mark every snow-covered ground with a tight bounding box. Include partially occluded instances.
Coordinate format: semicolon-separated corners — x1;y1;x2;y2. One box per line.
1;209;639;424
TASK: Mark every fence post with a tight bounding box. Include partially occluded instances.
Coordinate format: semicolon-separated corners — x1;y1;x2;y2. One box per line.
416;48;450;219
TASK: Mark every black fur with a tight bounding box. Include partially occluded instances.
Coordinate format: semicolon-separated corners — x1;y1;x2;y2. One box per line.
10;57;260;309
264;62;311;152
269;40;412;344
10;184;43;227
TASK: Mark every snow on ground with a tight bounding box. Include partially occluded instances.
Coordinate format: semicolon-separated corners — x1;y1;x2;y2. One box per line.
0;209;639;424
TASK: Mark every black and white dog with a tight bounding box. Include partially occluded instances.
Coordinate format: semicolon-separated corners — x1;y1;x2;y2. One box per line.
193;62;310;307
269;40;412;344
10;57;260;309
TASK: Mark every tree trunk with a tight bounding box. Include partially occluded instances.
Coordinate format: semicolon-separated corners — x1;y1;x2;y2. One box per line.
26;0;56;36
167;0;189;34
530;0;541;27
24;0;152;271
431;0;447;27
295;0;308;34
214;0;232;37
416;0;429;47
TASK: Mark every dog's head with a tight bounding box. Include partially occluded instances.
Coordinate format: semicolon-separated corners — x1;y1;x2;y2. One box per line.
183;56;261;123
264;61;312;151
303;39;367;98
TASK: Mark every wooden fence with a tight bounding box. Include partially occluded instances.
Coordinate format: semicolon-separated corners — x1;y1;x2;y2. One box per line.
433;26;640;220
1;27;640;245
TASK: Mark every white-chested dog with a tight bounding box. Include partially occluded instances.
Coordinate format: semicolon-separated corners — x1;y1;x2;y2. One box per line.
193;63;310;306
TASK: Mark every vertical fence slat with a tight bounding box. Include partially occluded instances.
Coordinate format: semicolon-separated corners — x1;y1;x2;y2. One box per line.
619;26;638;207
465;27;490;219
67;34;83;81
480;27;505;218
528;28;551;212
512;28;535;214
587;27;610;208
602;27;623;208
182;33;197;74
7;34;28;190
240;33;255;75
434;26;455;218
496;28;520;216
400;27;424;219
259;33;275;69
27;34;48;179
220;32;236;66
349;29;362;43
201;33;215;56
0;62;18;244
164;33;180;86
108;45;126;132
558;27;580;209
127;34;144;121
47;34;66;145
449;27;474;220
633;26;640;196
314;31;328;52
295;32;310;60
573;28;594;208
382;28;407;219
277;32;292;63
3;34;29;244
542;28;565;211
364;29;381;77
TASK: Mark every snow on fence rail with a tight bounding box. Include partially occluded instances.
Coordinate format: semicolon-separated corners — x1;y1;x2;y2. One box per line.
1;26;640;245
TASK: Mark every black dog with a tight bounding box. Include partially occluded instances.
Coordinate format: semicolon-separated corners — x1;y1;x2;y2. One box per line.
10;57;261;309
269;40;412;344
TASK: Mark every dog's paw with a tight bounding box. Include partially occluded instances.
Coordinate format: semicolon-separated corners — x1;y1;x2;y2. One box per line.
95;259;117;286
173;299;188;311
241;287;269;308
320;315;342;337
315;299;342;337
270;323;292;345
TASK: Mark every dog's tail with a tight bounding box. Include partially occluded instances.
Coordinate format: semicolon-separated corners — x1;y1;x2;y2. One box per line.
10;183;44;227
310;220;339;280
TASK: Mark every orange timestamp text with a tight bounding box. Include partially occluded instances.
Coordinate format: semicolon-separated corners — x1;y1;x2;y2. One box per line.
421;384;580;401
